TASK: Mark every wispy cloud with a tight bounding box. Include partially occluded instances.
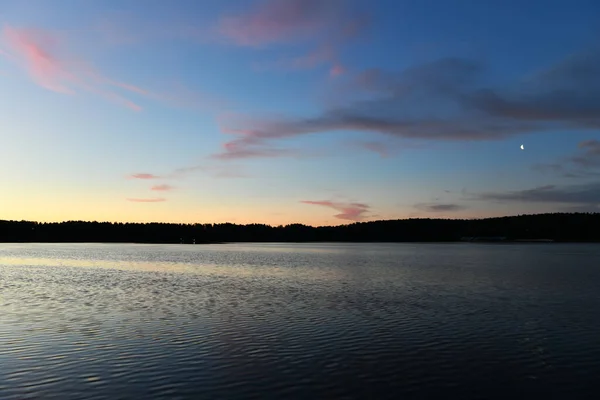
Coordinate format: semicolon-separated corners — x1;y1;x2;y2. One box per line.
151;184;174;191
216;51;600;159
475;183;600;205
128;173;162;180
301;200;370;221
170;163;249;179
129;162;248;183
213;140;296;160
218;0;341;47
218;0;369;75
2;25;222;112
2;27;73;95
126;197;167;203
572;139;600;168
533;139;600;178
2;25;145;110
415;203;467;212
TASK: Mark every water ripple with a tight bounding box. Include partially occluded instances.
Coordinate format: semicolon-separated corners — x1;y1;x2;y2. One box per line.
1;243;600;399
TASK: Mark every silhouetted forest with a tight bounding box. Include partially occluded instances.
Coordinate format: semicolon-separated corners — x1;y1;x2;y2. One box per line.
1;213;599;243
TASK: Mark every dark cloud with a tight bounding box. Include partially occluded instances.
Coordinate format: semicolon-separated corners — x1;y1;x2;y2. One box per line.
216;50;600;159
566;171;600;179
572;139;600;168
415;203;467;212
533;139;600;178
470;52;600;125
476;183;600;204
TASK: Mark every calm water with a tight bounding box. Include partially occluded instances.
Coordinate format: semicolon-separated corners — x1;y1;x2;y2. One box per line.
1;242;599;399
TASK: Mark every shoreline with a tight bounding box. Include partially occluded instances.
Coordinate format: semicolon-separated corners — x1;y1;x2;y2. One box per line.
1;240;599;245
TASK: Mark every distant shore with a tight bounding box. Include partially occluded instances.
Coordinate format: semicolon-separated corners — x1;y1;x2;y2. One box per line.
2;239;599;245
2;213;599;243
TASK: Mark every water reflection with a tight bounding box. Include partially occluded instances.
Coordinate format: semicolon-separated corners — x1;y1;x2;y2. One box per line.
1;243;600;399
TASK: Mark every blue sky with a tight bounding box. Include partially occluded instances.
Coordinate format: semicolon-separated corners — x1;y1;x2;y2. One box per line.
1;0;599;225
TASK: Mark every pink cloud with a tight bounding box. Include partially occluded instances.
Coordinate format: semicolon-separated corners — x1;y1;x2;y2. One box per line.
3;27;74;94
126;198;166;203
128;173;162;180
2;25;144;110
218;0;368;75
218;0;335;47
301;200;370;221
330;64;346;77
1;26;211;112
151;184;174;191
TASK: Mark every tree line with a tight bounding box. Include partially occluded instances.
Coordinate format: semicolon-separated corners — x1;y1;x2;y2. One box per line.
1;213;599;243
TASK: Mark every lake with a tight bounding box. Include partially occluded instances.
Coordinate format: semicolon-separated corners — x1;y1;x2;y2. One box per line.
1;242;599;399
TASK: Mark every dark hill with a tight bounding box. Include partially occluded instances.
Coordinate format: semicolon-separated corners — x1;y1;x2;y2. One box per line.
1;213;599;243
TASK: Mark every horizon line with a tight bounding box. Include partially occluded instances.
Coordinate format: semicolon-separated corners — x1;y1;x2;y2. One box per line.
2;212;598;228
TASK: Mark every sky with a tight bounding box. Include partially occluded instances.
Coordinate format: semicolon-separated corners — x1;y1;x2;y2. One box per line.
1;0;599;226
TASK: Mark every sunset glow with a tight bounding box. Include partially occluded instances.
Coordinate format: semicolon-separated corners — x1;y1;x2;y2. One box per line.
1;0;599;225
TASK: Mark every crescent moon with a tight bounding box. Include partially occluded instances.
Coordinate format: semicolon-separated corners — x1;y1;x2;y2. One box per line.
520;144;524;150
